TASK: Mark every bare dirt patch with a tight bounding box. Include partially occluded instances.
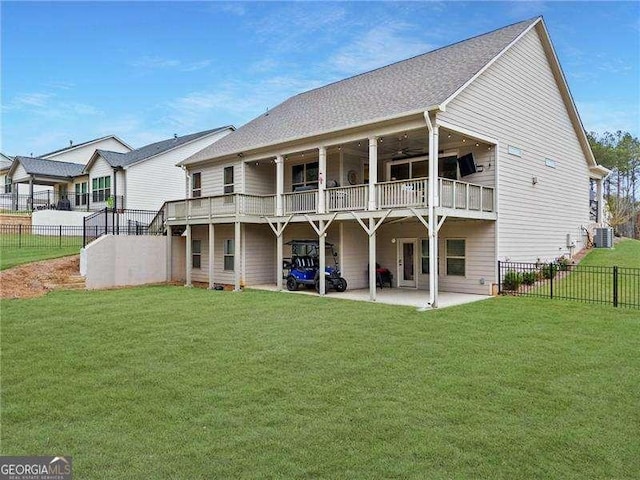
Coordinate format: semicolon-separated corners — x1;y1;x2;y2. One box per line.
0;255;82;299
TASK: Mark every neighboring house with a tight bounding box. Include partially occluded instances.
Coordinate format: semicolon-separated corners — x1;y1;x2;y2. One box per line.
4;128;233;212
3;136;132;211
0;153;13;195
84;126;234;211
158;17;609;307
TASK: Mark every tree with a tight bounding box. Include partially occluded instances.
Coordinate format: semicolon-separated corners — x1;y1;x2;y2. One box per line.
588;131;640;238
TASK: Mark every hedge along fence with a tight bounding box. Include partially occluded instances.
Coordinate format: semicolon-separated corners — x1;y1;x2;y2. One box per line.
0;224;84;248
498;260;640;309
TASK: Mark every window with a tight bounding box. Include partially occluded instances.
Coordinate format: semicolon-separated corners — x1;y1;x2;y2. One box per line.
224;166;234;194
4;177;11;194
92;176;111;202
446;239;466;276
192;240;202;269
439;156;458;180
224;239;234;271
291;162;318;190
192;172;202;198
421;239;430;274
75;182;88;206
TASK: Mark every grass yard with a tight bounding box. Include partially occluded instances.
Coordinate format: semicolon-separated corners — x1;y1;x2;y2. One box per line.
581;238;640;268
0;244;81;270
2;287;639;479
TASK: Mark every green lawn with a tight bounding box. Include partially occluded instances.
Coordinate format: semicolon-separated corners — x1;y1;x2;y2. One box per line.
2;287;638;479
0;245;81;270
581;238;640;268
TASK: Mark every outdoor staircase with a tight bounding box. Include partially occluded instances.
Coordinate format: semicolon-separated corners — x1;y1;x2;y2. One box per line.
45;274;86;292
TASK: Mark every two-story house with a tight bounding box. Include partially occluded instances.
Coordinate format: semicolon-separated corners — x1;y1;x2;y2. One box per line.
159;17;609;307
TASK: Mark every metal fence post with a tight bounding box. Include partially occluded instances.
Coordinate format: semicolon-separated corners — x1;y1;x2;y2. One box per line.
59;225;62;247
18;224;22;248
613;266;619;308
549;263;554;299
83;218;86;247
497;261;502;294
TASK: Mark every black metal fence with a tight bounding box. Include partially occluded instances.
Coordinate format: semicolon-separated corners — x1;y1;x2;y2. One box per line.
83;208;159;246
0;192;124;212
498;261;640;309
0;224;84;248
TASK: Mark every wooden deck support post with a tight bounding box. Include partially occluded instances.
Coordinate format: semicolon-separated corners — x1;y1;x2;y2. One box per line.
368;217;376;301
319;220;326;295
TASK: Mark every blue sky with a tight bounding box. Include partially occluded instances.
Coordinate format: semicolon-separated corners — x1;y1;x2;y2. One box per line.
1;1;638;156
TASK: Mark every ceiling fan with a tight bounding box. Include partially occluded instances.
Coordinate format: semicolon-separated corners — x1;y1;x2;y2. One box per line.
391;136;423;160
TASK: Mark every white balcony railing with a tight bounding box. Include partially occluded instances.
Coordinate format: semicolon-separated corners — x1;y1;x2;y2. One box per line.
376;178;428;209
439;178;494;212
284;190;317;214
326;185;369;211
164;178;495;222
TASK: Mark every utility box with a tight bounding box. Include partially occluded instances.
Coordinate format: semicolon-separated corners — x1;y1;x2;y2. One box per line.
594;227;613;248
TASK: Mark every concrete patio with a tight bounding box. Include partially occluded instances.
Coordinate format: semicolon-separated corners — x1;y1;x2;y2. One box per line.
250;284;493;309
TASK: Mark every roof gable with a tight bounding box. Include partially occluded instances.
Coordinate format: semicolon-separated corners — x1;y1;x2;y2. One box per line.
9;156;85;179
185;18;538;164
85;126;233;172
40;135;132;159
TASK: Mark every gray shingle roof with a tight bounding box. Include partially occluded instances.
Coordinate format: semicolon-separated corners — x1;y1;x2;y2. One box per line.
14;156;85;178
186;18;538;164
0;155;12;171
95;127;233;168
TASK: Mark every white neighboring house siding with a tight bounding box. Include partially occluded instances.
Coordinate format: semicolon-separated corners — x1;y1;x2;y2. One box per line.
88;156;116;208
7;163;53;195
43;137;130;164
438;26;591;262
126;130;232;211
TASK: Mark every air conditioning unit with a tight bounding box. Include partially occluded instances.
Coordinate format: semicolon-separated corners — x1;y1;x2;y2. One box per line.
594;227;613;248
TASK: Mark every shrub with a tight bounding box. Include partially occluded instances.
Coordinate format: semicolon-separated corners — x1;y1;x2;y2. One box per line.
521;271;538;285
541;264;556;279
556;255;572;272
503;271;523;291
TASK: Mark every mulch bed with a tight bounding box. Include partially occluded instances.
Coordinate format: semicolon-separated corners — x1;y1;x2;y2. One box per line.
0;255;81;299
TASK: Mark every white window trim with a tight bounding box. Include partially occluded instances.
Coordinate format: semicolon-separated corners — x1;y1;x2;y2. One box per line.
192;239;202;270
223;166;234;194
291;161;319;190
420;238;430;274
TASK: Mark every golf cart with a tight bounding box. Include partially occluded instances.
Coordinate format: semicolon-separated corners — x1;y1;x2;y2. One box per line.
284;240;348;293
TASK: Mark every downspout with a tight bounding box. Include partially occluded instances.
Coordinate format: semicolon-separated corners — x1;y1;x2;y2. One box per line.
181;165;190;198
423;111;438;308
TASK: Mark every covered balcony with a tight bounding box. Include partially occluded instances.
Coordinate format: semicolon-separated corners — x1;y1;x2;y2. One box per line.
164;124;497;224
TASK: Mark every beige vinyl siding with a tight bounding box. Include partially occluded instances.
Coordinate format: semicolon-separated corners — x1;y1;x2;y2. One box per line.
43;137;131;164
9;163;53;195
244;162;276;195
375;219;495;295
327;150;341;185
191;223;245;285
438;26;590;262
339;221;369;289
195;160;244;197
243;224;276;285
171;235;186;283
10;163;29;183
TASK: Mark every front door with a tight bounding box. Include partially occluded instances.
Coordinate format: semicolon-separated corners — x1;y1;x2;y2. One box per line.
397;239;418;288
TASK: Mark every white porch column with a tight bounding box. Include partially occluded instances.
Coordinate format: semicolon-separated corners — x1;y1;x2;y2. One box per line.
234;221;241;291
368;137;378;211
276;155;284;216
276;223;284;291
369;217;376;301
596;178;604;225
185;224;192;287
166;225;172;282
425;112;440;308
319;220;326;295
318;146;327;214
208;223;215;289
